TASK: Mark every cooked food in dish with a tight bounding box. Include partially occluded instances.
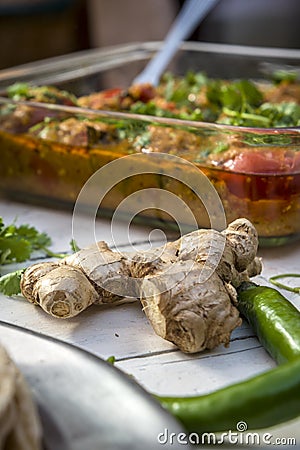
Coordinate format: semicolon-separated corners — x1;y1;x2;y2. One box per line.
77;71;300;127
3;71;300;148
0;343;42;450
0;71;300;243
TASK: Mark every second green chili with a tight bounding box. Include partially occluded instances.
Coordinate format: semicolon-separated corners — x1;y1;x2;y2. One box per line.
157;282;300;433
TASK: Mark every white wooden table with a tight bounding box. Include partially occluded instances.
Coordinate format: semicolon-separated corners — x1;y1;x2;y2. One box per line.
1;197;300;446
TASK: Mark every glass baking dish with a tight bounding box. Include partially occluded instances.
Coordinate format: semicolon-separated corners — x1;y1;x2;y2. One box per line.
1;41;300;246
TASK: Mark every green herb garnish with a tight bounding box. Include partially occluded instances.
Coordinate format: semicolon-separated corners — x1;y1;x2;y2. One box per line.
0;269;24;296
106;355;116;365
7;82;30;100
0;217;50;264
272;70;298;84
0;217;65;296
70;239;81;253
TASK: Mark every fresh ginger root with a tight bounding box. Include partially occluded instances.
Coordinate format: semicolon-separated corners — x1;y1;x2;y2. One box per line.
20;218;261;353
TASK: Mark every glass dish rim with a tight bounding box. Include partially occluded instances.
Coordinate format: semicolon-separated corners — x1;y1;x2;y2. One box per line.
1;40;300;176
1;94;300;135
1;40;300;133
1;40;300;82
1;96;300;177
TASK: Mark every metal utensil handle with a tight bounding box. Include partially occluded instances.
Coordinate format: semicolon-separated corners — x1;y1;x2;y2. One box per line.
133;0;218;85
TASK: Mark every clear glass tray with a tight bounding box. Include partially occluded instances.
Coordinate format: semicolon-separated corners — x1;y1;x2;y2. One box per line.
1;41;300;246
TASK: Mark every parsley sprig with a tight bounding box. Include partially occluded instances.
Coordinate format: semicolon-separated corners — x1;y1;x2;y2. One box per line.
158;72;300;127
0;216;65;295
0;217;64;264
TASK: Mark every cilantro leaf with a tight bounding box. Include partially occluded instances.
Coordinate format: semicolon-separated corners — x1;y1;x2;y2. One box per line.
272;70;298;84
0;217;68;297
16;225;52;250
0;236;31;264
7;82;30;100
162;71;208;105
0;217;54;265
259;102;300;127
70;239;80;253
0;270;24;296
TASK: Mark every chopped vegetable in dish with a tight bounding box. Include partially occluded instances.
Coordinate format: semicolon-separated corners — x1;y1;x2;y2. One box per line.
2;72;300;166
77;71;300;127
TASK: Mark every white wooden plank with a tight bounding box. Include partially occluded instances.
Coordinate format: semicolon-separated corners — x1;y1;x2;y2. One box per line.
0;296;172;357
1;197;300;364
116;339;275;396
0;293;257;359
0;198;177;251
1;194;300;433
259;242;300;275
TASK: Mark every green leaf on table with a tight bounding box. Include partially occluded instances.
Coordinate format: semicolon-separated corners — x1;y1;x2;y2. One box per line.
70;239;80;253
16;225;52;250
106;355;116;365
0;216;55;265
0;269;24;296
0;237;31;265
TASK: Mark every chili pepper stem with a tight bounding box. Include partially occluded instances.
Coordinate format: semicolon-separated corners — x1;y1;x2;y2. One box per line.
269;273;300;293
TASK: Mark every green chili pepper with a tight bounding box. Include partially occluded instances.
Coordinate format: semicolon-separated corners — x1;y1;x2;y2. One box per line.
237;281;300;364
157;282;300;433
157;358;300;433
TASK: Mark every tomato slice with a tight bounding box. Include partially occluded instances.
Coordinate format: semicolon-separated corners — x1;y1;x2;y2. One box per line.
220;149;300;200
101;88;123;99
224;149;300;174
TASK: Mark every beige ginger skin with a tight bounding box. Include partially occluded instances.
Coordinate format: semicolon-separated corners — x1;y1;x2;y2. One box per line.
20;218;261;353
